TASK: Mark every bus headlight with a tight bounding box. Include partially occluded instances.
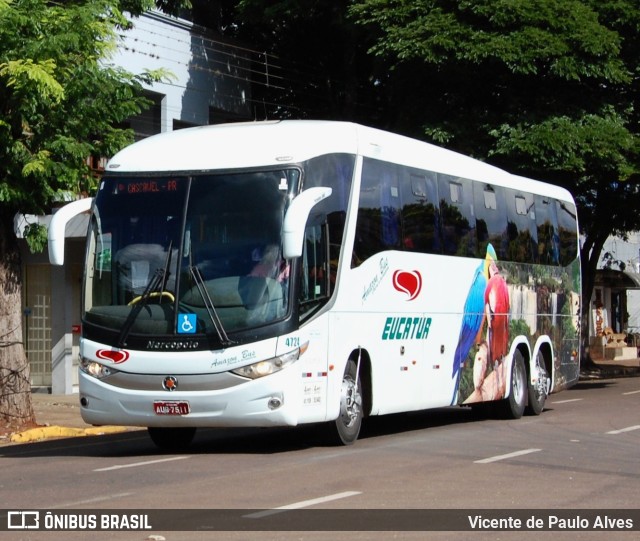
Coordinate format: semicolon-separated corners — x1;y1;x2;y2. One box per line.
80;357;117;379
231;343;308;380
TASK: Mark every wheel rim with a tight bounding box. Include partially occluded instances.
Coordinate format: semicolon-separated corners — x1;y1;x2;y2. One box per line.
513;359;525;404
533;354;549;401
339;375;362;428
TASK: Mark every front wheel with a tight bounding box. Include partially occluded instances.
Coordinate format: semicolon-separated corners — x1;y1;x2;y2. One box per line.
331;359;363;445
501;351;526;419
148;427;196;450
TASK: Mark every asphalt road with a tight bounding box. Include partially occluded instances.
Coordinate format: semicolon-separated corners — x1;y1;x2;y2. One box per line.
2;377;639;541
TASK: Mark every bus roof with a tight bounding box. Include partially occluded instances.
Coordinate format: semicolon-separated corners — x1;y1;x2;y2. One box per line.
106;120;575;203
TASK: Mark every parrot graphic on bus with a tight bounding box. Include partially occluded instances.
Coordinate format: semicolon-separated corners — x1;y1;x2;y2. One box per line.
451;243;510;405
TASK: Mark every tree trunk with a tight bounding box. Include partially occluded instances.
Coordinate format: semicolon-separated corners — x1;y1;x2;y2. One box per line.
579;229;609;369
0;215;35;432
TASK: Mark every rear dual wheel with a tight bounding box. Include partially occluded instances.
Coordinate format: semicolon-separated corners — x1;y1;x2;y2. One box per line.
502;351;526;419
526;351;548;416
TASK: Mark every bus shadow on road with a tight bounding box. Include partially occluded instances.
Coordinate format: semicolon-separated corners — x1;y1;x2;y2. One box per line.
358;406;483;441
1;405;494;458
193;405;494;452
570;379;620;391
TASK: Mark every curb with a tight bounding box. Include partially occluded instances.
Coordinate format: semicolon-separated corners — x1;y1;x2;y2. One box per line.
9;425;130;444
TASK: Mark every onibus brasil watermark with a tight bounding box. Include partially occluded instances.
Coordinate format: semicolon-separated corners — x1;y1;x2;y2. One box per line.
6;511;151;531
3;509;639;531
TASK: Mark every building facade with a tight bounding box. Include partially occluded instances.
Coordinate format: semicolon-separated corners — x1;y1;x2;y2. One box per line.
589;233;640;361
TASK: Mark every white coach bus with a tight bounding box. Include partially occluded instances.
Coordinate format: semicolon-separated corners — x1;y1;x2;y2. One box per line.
49;121;581;449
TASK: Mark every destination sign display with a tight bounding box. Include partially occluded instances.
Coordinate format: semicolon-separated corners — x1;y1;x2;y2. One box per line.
113;178;183;195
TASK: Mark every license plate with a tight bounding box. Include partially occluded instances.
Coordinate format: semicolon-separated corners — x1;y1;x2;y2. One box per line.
153;401;190;415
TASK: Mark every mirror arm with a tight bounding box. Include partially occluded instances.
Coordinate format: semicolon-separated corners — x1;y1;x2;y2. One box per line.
282;187;332;259
48;197;93;265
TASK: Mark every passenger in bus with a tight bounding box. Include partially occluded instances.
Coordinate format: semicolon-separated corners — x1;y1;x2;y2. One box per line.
248;244;289;283
238;244;288;323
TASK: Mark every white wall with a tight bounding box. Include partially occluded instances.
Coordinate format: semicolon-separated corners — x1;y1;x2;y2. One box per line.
110;11;253;132
601;233;640;273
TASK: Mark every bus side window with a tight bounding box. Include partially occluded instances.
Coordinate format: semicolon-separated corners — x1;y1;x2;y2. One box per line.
438;175;476;257
300;222;330;313
474;183;508;260
505;190;538;263
353;158;401;266
401;170;440;254
556;200;578;266
536;196;560;265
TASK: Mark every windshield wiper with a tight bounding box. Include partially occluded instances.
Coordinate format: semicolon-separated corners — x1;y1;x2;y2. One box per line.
188;265;235;348
117;243;174;348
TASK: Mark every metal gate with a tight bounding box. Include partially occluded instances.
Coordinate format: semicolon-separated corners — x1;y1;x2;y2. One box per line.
24;264;52;388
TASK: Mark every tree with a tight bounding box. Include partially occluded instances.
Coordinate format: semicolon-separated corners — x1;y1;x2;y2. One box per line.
349;0;640;363
0;0;188;433
195;0;387;123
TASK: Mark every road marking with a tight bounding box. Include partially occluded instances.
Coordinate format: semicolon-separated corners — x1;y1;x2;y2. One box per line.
52;493;134;509
606;425;640;435
93;456;189;472
622;389;640;395
550;398;583;404
244;491;362;519
474;448;542;464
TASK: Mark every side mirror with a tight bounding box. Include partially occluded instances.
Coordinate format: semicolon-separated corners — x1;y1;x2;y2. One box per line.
282;187;332;259
48;197;93;265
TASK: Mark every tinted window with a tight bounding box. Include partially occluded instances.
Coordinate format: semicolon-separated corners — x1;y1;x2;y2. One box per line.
301;153;355;310
438;175;476;257
350;158;576;268
474;183;508;259
505;189;538;263
353;158;401;265
400;169;440;254
556;200;578;265
536;196;560;265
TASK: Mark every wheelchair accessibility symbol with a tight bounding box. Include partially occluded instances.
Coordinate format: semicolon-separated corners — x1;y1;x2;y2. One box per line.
177;313;197;334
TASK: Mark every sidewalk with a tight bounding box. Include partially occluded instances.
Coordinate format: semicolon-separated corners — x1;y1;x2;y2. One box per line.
2;358;639;446
580;356;640;379
1;393;133;446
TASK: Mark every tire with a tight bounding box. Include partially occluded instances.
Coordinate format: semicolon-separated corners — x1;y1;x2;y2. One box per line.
501;351;526;419
526;351;549;416
331;359;363;445
148;427;196;450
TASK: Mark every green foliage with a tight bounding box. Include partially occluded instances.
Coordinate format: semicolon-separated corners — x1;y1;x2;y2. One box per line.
22;222;48;253
206;0;385;122
351;0;629;81
0;0;188;252
489;109;637;181
350;0;637;151
0;59;65;102
123;0;191;17
509;318;532;342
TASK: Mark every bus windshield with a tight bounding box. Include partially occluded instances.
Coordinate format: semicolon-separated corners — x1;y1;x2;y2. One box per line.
84;169;300;344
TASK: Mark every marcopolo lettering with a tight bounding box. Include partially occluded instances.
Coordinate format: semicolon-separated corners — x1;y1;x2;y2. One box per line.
146;340;199;351
382;317;432;340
